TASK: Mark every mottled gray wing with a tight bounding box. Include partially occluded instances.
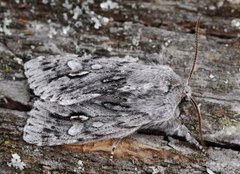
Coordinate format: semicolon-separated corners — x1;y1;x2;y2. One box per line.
23;100;149;146
24;54;126;105
24;54;185;146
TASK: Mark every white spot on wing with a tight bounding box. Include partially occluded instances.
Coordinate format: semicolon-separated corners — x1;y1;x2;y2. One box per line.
209;74;215;79
92;122;104;128
231;18;240;29
91;64;103;70
67;60;82;71
68;123;83;136
68;71;89;77
207;168;215;174
70;115;89;121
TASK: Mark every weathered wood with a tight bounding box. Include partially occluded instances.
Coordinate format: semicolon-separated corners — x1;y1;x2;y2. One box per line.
0;0;240;173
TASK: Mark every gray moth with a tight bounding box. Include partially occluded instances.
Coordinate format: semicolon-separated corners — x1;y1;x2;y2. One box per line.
23;54;201;147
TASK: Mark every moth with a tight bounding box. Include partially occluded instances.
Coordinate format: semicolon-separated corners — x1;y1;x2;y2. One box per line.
23;20;203;150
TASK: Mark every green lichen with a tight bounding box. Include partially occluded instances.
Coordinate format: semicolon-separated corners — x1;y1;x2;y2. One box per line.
2;64;11;77
4;140;11;145
219;117;240;130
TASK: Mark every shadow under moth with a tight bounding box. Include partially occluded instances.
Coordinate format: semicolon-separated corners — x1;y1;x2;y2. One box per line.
23;20;203;151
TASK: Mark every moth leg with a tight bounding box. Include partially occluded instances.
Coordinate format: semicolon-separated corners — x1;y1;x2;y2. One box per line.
159;118;203;150
110;138;122;161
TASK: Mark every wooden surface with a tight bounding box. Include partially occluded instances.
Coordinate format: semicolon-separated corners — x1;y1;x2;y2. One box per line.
0;0;240;173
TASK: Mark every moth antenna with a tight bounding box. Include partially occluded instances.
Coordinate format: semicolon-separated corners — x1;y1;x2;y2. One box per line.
187;17;200;83
190;96;204;145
